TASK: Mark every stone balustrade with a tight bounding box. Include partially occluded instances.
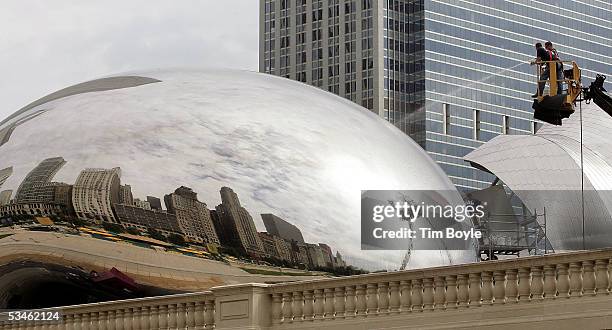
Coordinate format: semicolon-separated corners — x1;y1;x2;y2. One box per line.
3;248;612;329
0;291;215;330
268;248;612;325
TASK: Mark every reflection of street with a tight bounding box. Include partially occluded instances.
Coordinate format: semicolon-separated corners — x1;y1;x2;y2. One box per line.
0;260;173;309
0;230;324;308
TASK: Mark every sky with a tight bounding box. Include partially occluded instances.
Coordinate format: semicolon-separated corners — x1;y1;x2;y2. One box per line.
0;0;259;120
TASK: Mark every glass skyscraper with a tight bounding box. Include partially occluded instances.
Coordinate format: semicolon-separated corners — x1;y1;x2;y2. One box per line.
259;0;612;191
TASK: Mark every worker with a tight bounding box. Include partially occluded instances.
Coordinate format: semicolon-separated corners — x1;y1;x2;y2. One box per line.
545;41;564;94
531;42;550;98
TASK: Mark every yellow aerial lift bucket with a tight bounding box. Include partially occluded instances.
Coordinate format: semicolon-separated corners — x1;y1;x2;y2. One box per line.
532;60;582;125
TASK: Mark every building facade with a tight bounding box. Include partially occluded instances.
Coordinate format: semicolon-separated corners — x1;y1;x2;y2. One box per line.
259;231;281;258
261;213;305;243
164;186;220;244
133;198;151;210
119;185;134;205
215;187;265;256
334;251;346;267
318;243;335;267
290;242;310;266
305;243;328;269
15;157;66;202
0;190;12;205
0;202;63;218
259;0;612;191
72;167;121;223
259;231;294;262
52;184;74;215
113;203;182;237
147;196;163;211
0;167;12;189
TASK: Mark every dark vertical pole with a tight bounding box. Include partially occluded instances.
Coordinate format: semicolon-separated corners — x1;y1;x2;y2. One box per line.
580;99;585;250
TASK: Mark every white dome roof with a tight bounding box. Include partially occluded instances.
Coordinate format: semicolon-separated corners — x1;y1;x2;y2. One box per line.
465;102;612;250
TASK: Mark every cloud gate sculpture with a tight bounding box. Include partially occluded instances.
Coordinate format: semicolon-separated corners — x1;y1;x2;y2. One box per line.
465;101;612;251
0;69;477;270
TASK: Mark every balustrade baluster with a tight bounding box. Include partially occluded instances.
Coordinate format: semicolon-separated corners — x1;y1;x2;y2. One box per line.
193;301;204;329
468;273;481;307
543;265;557;299
62;314;72;330
345;286;356;318
445;276;457;309
148;306;158;330
493;271;506;304
457;275;469;308
292;291;304;322
506;269;518;303
98;311;108;330
389;281;400;314
157;305;168;330
169;304;180;329
114;309;123;330
186;302;196;329
569;262;583;297
271;293;282;324
334;287;346;319
282;292;293;323
434;276;446;310
88;313;97;330
582;260;595;296
303;290;315;321
481;271;493;305
422;278;434;311
204;299;215;330
355;285;367;318
366;283;379;316
399;280;411;313
313;289;325;320
176;303;187;329
557;263;570;298
137;307;148;330
518;267;531;302
411;279;423;312
127;308;136;330
595;259;610;295
72;313;81;330
377;283;389;315
324;288;335;320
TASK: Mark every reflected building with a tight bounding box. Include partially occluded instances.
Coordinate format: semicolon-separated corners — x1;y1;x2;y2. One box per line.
15;157;66;203
305;243;327;269
53;184;73;215
0;190;12;205
261;213;304;244
119;185;134;205
134;198;151;210
165;186;220;245
0;167;12;188
260;1;612;191
215;187;265;256
0;202;62;218
147;196;162;211
258;231;293;262
72;168;121;223
334;251;346;268
318;243;334;267
290;242;309;267
114;203;181;237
